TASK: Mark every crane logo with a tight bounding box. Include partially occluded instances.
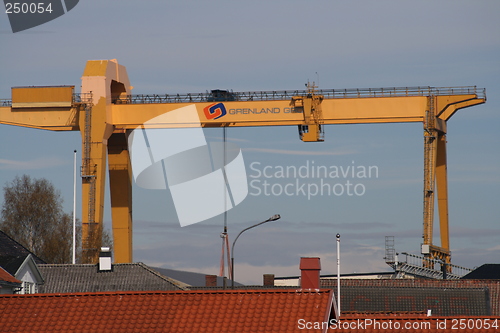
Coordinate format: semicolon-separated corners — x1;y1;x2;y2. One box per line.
204;103;227;120
4;0;80;33
128;104;248;227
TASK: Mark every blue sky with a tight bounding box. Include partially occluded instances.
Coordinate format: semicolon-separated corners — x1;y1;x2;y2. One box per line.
1;0;499;284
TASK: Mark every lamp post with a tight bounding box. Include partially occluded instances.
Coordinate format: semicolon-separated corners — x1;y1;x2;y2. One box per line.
72;150;77;265
231;214;281;289
336;233;340;318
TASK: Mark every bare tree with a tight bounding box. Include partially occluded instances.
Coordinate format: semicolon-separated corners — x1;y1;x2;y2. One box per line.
40;213;80;264
1;175;111;264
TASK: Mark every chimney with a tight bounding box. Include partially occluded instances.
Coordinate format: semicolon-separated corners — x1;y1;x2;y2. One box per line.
263;274;275;287
98;247;112;272
205;275;217;287
300;257;321;289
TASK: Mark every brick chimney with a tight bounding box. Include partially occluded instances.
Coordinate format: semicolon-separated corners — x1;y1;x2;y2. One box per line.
300;257;321;289
205;275;217;287
263;274;275;287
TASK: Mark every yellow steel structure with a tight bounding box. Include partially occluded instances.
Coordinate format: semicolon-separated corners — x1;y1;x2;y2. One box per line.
0;59;486;266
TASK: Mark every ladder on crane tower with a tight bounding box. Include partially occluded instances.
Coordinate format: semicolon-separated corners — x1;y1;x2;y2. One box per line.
384;236;396;264
293;82;325;142
423;95;437;268
309;83;325;141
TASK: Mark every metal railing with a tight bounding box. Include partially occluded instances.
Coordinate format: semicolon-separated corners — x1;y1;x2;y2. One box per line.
1;86;485;106
111;86;485;104
0;94;87;107
73;93;92;104
398;252;473;279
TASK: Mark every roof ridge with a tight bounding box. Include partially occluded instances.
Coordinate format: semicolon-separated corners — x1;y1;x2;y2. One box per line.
0;230;46;264
0;288;332;298
136;263;190;290
38;263;96;267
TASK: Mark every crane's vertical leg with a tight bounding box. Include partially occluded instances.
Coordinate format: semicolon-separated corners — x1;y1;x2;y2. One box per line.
435;132;451;267
80;59;132;264
79;94;112;264
422;128;437;268
423;94;451;272
108;132;133;263
422;96;437;268
80;135;109;264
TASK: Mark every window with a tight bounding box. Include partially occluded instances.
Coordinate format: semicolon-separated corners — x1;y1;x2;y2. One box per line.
22;281;33;294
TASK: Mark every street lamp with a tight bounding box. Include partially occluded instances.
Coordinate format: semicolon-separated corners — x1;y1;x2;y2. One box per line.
336;233;340;318
231;214;281;288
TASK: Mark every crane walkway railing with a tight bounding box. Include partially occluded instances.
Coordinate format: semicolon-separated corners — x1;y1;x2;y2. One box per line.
0;86;485;106
0;93;92;107
387;252;473;280
0;99;11;107
112;86;485;104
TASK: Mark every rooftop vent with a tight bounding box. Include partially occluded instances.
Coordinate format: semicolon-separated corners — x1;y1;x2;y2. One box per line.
98;247;112;272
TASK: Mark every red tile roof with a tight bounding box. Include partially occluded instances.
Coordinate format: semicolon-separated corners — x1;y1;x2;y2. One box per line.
0;266;21;284
0;289;334;332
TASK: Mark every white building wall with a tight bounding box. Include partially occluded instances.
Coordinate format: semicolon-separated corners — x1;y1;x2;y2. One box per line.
15;257;43;294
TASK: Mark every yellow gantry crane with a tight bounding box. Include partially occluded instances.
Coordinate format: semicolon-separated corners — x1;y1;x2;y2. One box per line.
0;59;486;265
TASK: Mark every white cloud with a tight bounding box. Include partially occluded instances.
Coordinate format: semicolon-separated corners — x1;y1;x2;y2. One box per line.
243;148;356;156
0;157;68;170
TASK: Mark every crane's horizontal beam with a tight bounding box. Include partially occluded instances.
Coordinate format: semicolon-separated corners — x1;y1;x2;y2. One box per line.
0;106;78;131
0;85;82;130
110;96;428;129
111;92;484;129
2;85;484;106
0;86;485;131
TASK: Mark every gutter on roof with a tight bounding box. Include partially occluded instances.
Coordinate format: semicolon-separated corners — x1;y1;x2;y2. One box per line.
0;281;22;288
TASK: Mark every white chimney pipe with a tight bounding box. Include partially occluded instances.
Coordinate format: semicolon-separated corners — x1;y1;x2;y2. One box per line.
99;247;112;271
